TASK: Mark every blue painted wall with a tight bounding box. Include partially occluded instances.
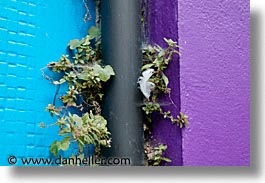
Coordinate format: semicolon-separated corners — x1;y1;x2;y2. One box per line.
0;0;95;166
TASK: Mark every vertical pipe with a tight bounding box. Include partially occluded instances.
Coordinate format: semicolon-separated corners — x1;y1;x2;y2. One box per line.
101;0;144;165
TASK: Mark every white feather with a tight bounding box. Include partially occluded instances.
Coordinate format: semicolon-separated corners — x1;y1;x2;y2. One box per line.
138;69;155;100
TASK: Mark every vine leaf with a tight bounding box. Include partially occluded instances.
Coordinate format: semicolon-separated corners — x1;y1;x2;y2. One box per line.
59;137;71;151
72;114;83;129
141;63;154;71
68;39;81;50
88;26;101;38
77;71;89;80
162;73;169;87
50;140;60;156
53;78;66;85
92;64;115;82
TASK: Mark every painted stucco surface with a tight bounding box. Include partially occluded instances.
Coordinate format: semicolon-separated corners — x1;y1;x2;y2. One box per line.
0;0;95;165
147;0;182;166
178;0;250;166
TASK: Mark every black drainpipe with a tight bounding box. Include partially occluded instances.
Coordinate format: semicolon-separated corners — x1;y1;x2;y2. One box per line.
101;0;144;165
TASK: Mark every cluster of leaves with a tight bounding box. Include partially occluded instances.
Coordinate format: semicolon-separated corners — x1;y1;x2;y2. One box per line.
41;26;114;158
144;142;171;166
139;38;189;165
49;111;111;157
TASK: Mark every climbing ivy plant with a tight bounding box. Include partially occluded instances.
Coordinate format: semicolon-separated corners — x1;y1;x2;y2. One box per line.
40;26;114;159
139;38;188;166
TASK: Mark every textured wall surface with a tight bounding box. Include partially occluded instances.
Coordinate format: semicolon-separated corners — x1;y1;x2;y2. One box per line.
147;0;182;166
178;0;250;166
0;0;95;165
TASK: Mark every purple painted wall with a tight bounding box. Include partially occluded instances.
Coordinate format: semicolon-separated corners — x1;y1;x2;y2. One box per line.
147;0;250;166
178;0;250;166
146;0;182;166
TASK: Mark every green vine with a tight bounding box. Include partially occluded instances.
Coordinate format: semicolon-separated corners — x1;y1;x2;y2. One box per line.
40;26;114;160
139;38;188;166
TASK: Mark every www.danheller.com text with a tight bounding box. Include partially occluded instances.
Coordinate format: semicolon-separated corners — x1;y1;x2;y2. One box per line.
7;155;131;166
